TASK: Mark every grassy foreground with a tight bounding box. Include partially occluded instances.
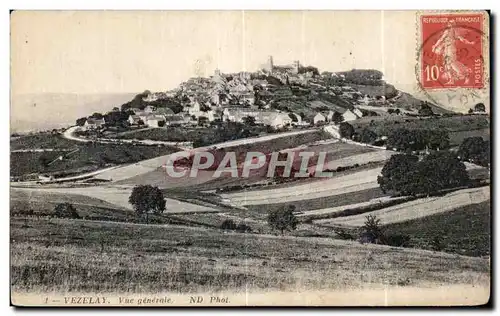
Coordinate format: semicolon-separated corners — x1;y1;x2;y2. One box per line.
11;217;489;294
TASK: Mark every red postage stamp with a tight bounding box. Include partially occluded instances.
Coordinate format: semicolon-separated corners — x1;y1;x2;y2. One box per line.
420;13;484;89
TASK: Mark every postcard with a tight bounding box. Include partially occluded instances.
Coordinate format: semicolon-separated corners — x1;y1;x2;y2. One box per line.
10;10;490;306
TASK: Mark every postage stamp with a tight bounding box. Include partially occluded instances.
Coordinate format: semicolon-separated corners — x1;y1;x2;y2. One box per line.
419;13;485;89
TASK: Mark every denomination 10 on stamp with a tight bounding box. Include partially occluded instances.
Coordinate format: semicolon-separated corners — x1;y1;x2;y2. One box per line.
420;13;484;89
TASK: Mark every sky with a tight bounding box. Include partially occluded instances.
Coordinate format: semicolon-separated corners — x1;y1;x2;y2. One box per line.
11;11;420;94
11;10;489;112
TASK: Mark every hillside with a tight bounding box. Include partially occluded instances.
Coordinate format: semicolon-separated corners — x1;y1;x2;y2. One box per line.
11;216;490;296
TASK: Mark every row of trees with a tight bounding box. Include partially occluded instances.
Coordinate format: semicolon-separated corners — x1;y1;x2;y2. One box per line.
76;108;134;128
339;123;379;144
120;90;184;113
468;103;486;113
386;128;450;152
377;152;470;196
336;69;384;86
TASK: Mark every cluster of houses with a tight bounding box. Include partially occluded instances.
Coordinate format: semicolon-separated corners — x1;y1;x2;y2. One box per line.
81;57;391;131
222;108;297;128
82;118;106;130
127;105;190;127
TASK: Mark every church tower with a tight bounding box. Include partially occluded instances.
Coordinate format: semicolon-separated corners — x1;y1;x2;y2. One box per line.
267;55;274;72
293;60;300;74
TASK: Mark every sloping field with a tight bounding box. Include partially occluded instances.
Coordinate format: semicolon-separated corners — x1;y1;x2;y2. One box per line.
308;150;394;174
11;188;124;210
13;186;217;214
244;187;386;219
95;129;321;184
299;196;405;217
385;201;490;257
221;167;382;206
318;186;490;227
188;140;377;192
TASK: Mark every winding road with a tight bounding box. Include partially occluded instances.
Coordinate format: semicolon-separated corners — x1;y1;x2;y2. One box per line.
62;126;193;149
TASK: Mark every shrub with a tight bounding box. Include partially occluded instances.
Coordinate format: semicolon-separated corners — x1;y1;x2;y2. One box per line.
236;223;252;233
339;122;355;139
221;219;237;230
267;205;299;235
359;215;384;244
383;233;411;247
334;227;356;240
54;203;80;219
359;128;378;144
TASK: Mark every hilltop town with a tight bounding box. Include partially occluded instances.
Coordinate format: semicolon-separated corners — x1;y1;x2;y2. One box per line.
74;56;448;145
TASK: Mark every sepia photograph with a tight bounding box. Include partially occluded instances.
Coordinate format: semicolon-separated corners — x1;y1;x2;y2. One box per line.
9;10;491;306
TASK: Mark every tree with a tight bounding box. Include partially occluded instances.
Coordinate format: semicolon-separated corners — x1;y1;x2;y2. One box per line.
299;65;319;76
474;103;486;112
158;120;166;127
242;116;256;126
360;215;384;244
377;154;419;195
418;102;434;116
378;152;470;196
386;128;423;152
198;116;209;126
128;185;166;223
425;130;449;150
411;152;470;196
90;112;104;119
267;205;298;235
54;203;80;219
76;117;87;126
339;122;355;139
387;128;449;152
168;103;184;114
332;111;344;124
457;137;490;166
104;110;130;127
359;128;378;144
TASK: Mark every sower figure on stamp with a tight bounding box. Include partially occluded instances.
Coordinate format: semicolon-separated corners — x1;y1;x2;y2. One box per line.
431;20;475;85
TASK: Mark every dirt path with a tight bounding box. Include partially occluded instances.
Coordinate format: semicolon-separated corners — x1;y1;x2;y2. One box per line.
93;129;318;182
221;167;383;206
